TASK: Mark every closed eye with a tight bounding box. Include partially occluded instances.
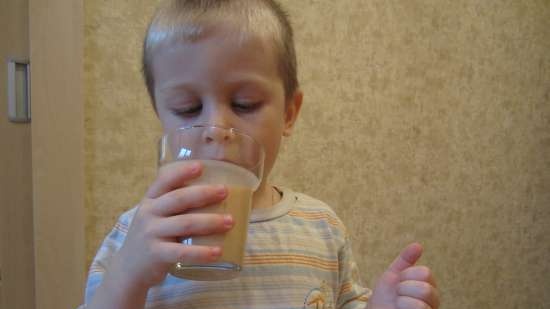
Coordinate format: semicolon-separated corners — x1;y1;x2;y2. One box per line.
172;104;202;117
232;101;261;113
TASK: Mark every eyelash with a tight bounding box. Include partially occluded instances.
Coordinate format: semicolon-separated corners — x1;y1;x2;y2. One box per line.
174;105;202;116
232;101;261;112
173;102;261;117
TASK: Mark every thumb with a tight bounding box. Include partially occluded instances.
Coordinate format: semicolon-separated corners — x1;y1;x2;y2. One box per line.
387;242;423;274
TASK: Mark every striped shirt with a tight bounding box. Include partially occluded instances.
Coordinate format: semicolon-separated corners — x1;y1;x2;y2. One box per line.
82;187;371;309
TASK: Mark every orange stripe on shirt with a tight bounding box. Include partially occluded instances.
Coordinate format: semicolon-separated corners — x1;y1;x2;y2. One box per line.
245;254;338;271
287;210;341;226
339;282;353;296
89;265;105;274
114;222;128;234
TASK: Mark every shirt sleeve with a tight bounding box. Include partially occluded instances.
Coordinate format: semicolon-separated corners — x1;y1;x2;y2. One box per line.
81;209;134;306
336;235;372;309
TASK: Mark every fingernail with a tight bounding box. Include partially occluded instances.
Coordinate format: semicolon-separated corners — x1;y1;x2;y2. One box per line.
224;215;234;227
216;185;227;198
211;247;222;257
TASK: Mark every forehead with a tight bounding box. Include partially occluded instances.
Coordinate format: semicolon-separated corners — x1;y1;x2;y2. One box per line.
151;26;282;90
146;4;284;62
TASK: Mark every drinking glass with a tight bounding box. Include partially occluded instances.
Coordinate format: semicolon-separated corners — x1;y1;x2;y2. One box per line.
158;125;264;280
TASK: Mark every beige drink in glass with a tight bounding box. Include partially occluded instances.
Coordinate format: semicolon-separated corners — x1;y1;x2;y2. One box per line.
158;126;264;281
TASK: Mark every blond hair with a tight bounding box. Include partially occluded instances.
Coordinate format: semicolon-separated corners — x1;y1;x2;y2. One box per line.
142;0;298;109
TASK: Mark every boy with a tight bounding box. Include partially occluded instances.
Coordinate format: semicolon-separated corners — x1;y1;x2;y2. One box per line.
81;1;439;308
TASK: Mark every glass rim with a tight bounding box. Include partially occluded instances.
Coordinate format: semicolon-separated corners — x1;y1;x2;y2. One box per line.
159;125;265;171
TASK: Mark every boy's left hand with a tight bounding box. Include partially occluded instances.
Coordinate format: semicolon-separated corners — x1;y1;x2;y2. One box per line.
367;243;439;309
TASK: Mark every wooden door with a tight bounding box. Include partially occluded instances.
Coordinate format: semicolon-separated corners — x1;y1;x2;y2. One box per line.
1;1;86;308
0;0;35;309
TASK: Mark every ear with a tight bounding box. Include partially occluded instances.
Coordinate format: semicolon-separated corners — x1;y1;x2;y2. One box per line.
283;90;303;137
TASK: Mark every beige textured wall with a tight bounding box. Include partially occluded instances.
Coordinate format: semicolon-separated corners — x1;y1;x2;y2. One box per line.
84;1;550;308
84;1;161;260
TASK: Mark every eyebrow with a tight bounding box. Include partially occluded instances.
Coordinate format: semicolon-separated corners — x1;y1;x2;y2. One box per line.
156;73;275;93
224;73;274;88
156;81;196;93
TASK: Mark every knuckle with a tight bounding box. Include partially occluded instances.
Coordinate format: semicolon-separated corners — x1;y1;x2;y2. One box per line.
201;185;215;196
418;282;432;298
417;265;432;279
142;224;157;239
132;203;152;225
177;247;190;261
185;187;211;206
164;191;180;207
172;188;196;209
177;246;203;263
178;219;192;235
138;198;154;212
166;190;190;214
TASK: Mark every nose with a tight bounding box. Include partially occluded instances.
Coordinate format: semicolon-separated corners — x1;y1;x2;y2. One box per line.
201;102;234;132
201;126;235;144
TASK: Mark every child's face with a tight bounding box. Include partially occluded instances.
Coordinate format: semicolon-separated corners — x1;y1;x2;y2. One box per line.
152;27;302;182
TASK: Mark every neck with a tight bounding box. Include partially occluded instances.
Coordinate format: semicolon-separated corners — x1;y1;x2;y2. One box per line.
252;179;279;209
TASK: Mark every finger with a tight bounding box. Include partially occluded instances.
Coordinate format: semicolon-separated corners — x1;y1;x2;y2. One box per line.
396;296;432;309
398;280;439;309
152;184;227;217
156;242;222;265
401;266;437;287
387;242;423;274
152;213;233;238
146;161;202;198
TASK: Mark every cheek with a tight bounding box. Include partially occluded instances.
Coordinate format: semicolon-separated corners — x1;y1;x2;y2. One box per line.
157;107;196;132
257;124;285;177
264;106;287;152
157;112;180;132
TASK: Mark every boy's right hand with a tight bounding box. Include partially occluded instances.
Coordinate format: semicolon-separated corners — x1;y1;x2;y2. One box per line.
110;161;232;289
